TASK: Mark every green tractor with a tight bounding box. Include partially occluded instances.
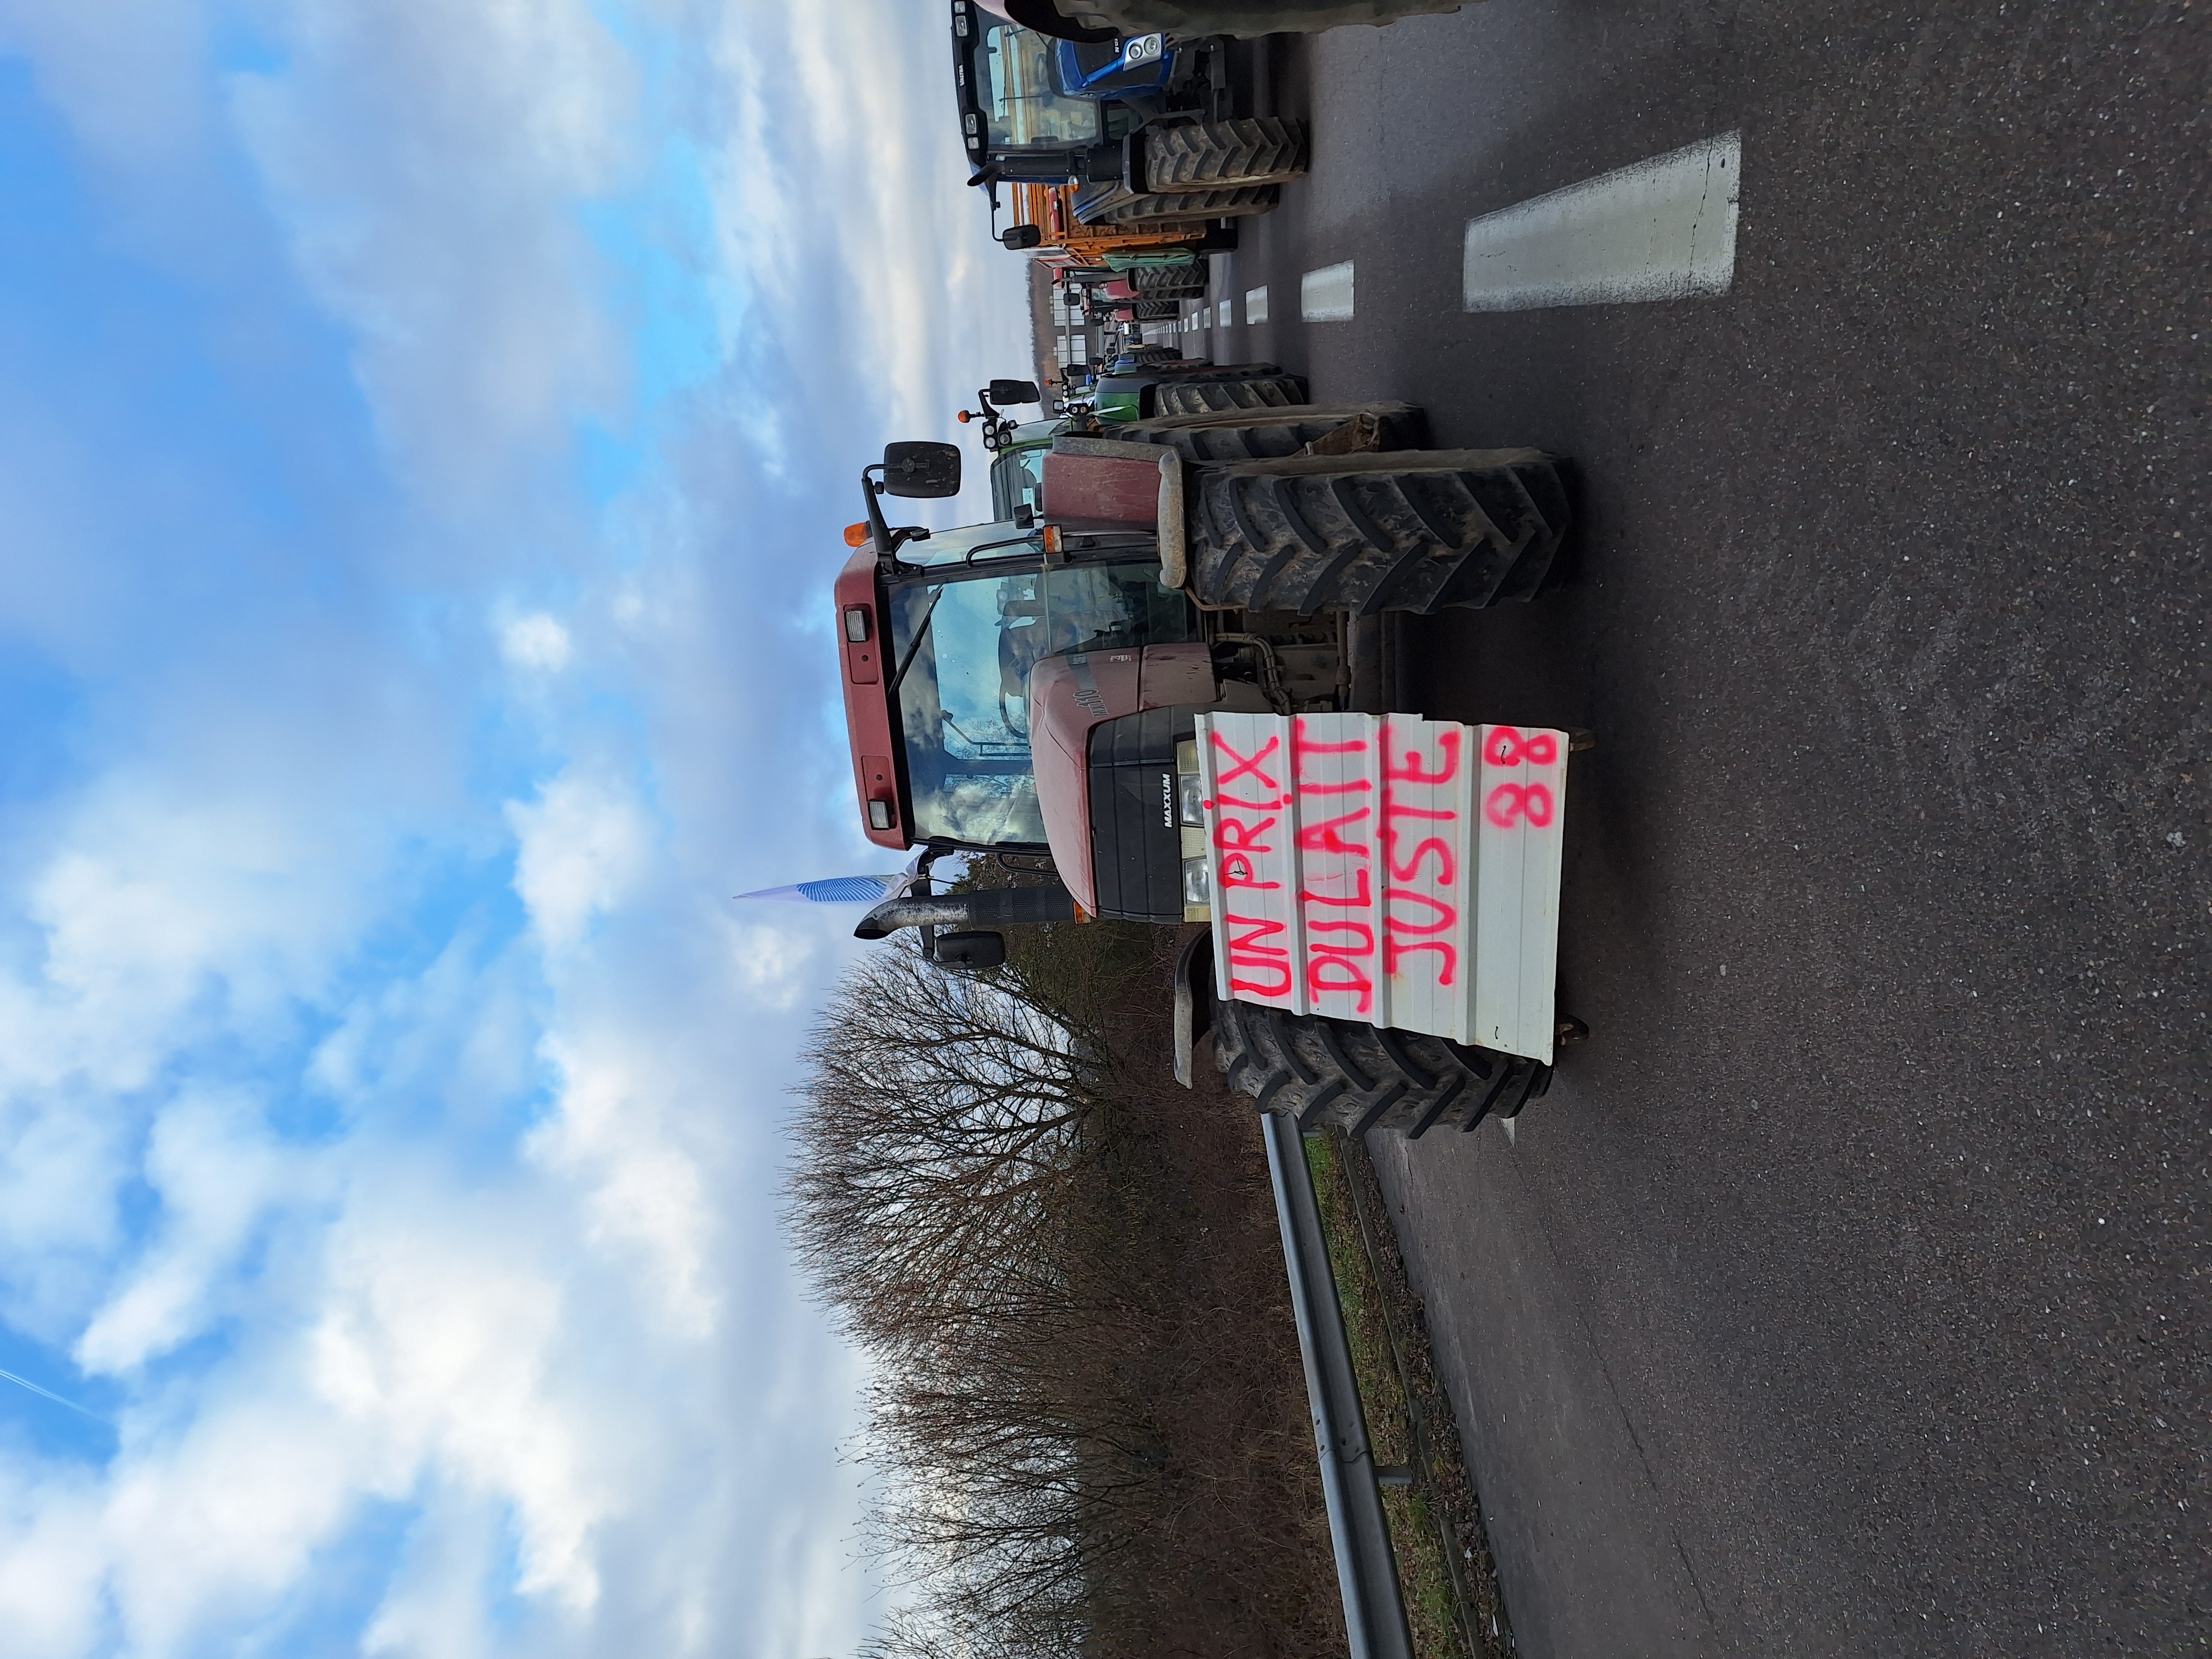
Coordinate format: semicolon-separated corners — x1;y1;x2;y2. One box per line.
963;360;1326;522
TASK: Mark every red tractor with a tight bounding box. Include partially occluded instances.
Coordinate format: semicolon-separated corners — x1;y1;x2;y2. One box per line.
831;391;1584;1136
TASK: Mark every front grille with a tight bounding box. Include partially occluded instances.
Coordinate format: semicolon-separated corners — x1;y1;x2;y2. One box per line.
1086;707;1192;923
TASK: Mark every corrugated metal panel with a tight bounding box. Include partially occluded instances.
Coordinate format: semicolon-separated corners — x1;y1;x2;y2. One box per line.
1470;723;1566;1057
1203;711;1304;1007
1199;712;1567;1062
1379;713;1474;1041
1290;712;1386;1026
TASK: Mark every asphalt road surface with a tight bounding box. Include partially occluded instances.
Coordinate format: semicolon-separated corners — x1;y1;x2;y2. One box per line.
1190;6;2205;1656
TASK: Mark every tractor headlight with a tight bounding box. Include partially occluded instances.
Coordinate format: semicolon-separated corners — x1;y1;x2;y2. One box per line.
1177;739;1210;919
1181;856;1210;908
1177;770;1205;827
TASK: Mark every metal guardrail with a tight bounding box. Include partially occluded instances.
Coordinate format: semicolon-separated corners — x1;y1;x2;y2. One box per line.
1261;1111;1417;1659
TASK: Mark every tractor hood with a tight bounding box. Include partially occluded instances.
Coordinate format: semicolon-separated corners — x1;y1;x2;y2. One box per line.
1027;641;1220;915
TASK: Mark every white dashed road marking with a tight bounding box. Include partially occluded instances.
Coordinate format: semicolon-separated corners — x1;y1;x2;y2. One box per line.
1301;260;1355;321
1462;131;1740;312
1245;284;1269;324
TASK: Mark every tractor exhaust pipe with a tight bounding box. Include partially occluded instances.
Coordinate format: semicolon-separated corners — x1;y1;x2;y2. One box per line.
852;884;1078;940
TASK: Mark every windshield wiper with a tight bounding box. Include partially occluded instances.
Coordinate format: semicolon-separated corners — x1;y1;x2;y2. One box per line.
887;587;945;697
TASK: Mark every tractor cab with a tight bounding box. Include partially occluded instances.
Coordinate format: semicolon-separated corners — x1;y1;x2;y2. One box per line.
837;434;1317;929
838;362;1378;923
837;494;1201;860
951;0;1221;193
957;8;1139;185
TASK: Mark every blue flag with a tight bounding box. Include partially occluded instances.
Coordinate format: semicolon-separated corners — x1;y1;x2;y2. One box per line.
735;873;906;905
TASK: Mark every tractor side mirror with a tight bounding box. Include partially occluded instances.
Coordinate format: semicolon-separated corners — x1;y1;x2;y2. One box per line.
988;379;1041;406
880;441;962;498
999;225;1043;250
933;930;1007;971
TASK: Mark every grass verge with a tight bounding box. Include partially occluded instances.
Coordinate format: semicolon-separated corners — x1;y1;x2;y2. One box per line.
1306;1131;1519;1659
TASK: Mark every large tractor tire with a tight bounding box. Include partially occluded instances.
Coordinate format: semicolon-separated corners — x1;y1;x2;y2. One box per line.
1129;299;1181;320
1213;998;1551;1137
1098;183;1281;224
1144;118;1310;191
1120;401;1427;463
1151;374;1309;417
1182;448;1571;615
1129;263;1208;298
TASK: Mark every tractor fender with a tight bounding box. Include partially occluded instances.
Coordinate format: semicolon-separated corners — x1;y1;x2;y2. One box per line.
1172;928;1216;1089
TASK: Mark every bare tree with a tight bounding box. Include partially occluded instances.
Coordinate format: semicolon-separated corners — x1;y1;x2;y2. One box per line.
787;936;1099;1357
787;929;1337;1659
789;937;1148;1659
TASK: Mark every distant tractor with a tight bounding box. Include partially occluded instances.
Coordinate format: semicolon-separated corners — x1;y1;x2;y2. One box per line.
950;0;1308;271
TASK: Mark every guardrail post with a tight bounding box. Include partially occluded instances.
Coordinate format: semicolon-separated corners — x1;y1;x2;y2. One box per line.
1261;1112;1416;1659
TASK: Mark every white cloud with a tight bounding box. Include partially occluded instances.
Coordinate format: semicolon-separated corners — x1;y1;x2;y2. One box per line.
358;1497;506;1659
0;1080;131;1342
21;790;336;1091
701;0;1032;461
313;1205;607;1612
75;1090;300;1375
722;915;822;1013
501;613;575;674
0;1468;106;1659
307;928;539;1131
229;0;640;501
507;772;652;954
528;1032;718;1341
100;1383;376;1656
0;1098;871;1656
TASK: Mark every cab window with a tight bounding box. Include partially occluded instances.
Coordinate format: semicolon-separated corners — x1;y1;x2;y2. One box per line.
980;23;1103;149
988;447;1047;520
883;550;1199;847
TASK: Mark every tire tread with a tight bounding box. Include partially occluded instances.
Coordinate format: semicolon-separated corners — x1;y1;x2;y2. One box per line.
1212;999;1551;1137
1150;375;1310;417
1182;450;1572;614
1145;118;1311;190
1119;401;1425;464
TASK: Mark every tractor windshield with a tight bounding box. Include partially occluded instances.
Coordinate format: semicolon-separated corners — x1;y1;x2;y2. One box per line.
974;21;1102;150
885;543;1199;847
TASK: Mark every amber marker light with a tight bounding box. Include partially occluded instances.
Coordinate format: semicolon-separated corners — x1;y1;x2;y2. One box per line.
843;522;870;548
1039;525;1063;555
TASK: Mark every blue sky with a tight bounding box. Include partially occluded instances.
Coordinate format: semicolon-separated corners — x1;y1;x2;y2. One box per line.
0;2;1029;1653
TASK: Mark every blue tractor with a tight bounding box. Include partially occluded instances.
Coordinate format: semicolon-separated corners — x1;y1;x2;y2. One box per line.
950;0;1308;243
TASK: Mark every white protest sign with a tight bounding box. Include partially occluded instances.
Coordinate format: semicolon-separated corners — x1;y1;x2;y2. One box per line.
1199;712;1567;1063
